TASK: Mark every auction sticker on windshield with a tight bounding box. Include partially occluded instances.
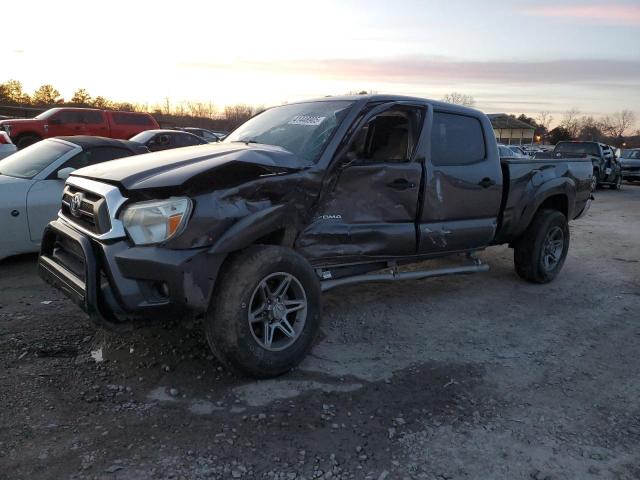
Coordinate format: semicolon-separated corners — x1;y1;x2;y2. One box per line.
289;115;326;126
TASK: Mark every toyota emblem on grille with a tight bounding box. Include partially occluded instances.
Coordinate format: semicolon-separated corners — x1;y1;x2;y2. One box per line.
70;192;84;218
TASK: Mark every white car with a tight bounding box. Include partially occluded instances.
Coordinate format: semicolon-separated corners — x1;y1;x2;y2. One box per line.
0;131;17;160
0;136;148;260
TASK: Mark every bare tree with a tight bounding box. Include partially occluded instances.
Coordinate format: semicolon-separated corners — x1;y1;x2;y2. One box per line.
602;110;636;138
442;92;476;107
535;111;554;131
224;104;255;127
560;108;581;139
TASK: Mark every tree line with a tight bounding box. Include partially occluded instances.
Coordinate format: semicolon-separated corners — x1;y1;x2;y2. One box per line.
441;92;638;146
0;80;261;129
1;81;637;144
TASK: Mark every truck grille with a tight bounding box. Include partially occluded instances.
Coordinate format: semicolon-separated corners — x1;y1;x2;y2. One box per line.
61;185;111;235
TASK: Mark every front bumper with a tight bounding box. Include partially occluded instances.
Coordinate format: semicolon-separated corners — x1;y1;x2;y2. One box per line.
621;168;640;180
38;219;225;330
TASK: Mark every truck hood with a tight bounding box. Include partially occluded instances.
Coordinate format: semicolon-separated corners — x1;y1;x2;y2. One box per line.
71;142;308;191
0;118;41;126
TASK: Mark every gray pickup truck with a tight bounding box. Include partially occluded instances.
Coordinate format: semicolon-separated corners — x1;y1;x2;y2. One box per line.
39;95;593;378
537;141;623;190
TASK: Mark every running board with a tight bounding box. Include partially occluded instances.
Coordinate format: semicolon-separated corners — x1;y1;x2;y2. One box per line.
320;262;489;292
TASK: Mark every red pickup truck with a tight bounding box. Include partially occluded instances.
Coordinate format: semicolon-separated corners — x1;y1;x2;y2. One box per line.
0;108;159;149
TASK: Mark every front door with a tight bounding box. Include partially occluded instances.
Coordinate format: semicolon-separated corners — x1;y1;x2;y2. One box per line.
47;110;86;137
297;105;425;261
419;110;503;254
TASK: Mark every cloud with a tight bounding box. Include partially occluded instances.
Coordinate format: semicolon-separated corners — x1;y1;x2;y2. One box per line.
181;57;640;87
520;3;640;26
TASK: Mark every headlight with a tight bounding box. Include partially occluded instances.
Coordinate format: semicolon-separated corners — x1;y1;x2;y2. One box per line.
121;197;192;245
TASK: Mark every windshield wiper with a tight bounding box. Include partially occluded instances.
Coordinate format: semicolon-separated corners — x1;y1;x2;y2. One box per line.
231;139;264;145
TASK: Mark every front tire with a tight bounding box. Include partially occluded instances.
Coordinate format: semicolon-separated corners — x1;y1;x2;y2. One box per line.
16;134;41;149
514;209;570;284
204;245;322;378
610;174;623;190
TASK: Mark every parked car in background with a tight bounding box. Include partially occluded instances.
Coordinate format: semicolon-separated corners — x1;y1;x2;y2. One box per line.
130;129;207;152
498;144;519;158
619;148;640;182
507;145;528;157
0;131;17;160
177;127;225;143
0;136;148;260
0;108;159;149
537;141;623;191
39;95;592;378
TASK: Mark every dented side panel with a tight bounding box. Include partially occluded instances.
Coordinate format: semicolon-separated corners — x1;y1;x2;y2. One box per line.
296;161;422;259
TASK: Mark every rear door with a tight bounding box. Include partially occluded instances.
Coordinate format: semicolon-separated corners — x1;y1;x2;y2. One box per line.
418;110;503;254
80;110;109;137
26;146;135;241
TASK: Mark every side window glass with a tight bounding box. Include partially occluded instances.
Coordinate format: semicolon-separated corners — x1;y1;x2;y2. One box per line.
60;147;131;173
63;150;93;170
347;108;423;163
431;112;486;165
57;110;80;124
176;134;200;146
82;111;104;124
87;147;132;163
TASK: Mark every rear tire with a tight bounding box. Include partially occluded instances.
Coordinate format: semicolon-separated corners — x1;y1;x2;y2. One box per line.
204;245;322;378
590;171;599;192
16;134;41;149
514;209;570;284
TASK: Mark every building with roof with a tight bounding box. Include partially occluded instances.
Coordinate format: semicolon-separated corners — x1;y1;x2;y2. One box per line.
487;114;535;145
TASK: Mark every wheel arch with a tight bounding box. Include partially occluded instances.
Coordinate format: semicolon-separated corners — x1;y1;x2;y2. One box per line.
514;179;575;240
208;204;298;255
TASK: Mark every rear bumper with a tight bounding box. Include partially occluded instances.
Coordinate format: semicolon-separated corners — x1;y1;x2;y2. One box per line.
38;219;225;330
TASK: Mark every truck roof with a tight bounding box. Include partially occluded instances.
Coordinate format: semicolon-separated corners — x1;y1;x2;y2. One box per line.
290;94;484;116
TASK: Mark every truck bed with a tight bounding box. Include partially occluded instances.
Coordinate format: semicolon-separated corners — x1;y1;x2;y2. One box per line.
494;157;592;244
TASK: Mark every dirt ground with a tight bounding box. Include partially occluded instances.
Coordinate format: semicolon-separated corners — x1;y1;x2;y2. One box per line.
1;184;639;480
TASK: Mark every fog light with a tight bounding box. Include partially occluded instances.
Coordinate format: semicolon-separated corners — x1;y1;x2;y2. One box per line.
153;281;169;298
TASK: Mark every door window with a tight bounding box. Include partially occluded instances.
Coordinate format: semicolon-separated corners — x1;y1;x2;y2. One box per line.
54;110;82;124
175;133;204;147
80;110;104;124
51;147;133;177
431;112;486;165
347;108;423;163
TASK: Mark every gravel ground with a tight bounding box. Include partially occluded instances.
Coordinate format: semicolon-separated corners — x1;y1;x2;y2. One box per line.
1;185;639;480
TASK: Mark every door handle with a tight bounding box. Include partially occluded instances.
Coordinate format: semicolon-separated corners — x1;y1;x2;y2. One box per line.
478;177;495;188
387;178;416;191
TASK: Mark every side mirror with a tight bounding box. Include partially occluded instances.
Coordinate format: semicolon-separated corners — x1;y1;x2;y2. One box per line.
57;167;75;180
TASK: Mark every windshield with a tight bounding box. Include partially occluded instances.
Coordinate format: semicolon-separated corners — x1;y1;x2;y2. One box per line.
555;142;600;155
620;149;640;159
224;101;354;163
0;140;75;178
34;108;62;120
130;130;156;143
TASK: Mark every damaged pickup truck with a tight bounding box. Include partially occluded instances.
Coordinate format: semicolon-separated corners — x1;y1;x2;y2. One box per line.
39;95;593;378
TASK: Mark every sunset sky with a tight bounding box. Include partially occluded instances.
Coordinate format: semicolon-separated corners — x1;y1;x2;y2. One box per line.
3;0;639;120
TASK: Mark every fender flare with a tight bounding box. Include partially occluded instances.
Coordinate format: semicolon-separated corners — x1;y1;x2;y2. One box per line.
516;177;576;238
